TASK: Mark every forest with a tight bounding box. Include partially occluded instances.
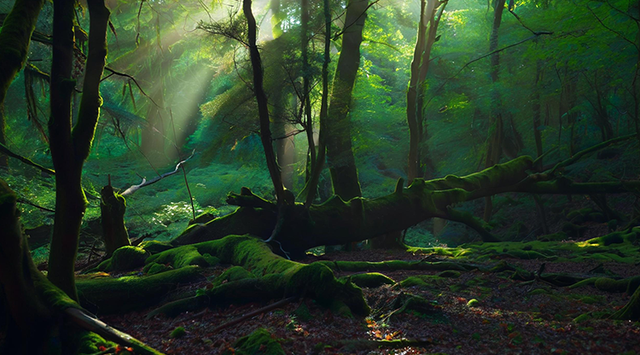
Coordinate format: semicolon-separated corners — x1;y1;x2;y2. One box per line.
1;0;640;353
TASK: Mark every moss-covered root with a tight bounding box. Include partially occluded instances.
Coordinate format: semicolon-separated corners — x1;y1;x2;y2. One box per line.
147;235;370;316
611;286;640;321
222;328;284;355
77;266;203;314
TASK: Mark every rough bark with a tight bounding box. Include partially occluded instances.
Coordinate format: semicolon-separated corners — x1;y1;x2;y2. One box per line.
0;0;45;166
325;0;368;200
48;0;110;300
100;183;131;256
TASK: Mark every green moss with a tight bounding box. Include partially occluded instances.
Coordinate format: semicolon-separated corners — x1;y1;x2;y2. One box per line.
213;266;256;287
139;240;174;254
111;246;150;271
506;249;549;260
587;232;625;246
572;313;593;324
594;277;627;293
77;266;203;314
568;278;598;289
528;288;551;296
467;299;479;307
70;330;115;355
537;232;567;242
222;328;284;355
142;262;173;275
399;276;426;287
437;270;461;278
347;272;395;288
147;244;211;269
170;327;186;338
287;263;370;316
293;302;313;321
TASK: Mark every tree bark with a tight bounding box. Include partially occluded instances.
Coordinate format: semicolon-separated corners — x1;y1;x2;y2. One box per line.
101;183;131;256
175;151;640;256
0;0;45;166
483;0;506;221
243;0;285;203
48;0;110;300
325;0;369;200
301;0;331;207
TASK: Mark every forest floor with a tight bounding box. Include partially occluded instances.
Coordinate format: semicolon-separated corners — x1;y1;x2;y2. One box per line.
98;245;640;355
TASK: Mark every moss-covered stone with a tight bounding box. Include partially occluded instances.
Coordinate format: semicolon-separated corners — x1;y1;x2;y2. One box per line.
222;328;284;355
111;246;150;271
347;272;395;288
69;330;116;355
467;299;479;307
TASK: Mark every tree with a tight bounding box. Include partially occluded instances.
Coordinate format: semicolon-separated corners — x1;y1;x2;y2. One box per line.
407;0;447;183
243;0;285;203
47;0;110;300
325;0;369;200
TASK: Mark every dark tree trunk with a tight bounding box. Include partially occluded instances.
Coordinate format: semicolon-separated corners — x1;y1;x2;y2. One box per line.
101;183;131;256
48;0;110;300
483;0;506;221
325;0;368;200
301;0;331;207
243;0;285;203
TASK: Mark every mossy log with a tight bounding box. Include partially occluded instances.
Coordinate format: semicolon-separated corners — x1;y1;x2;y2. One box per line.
174;156;640;256
146;235;369;317
0;179;163;354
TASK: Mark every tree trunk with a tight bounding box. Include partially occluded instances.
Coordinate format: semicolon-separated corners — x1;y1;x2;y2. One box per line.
325;0;368;200
301;0;331;207
407;0;429;184
48;0;110;300
0;0;45;167
176;151;640;256
483;0;506;221
243;0;285;203
101;182;131;256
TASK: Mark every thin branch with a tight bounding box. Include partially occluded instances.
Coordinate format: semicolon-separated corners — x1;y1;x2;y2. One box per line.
0;142;55;175
585;4;638;52
333;0;380;39
16;197;55;213
427;32;552;105
121;150;196;196
210;297;296;333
